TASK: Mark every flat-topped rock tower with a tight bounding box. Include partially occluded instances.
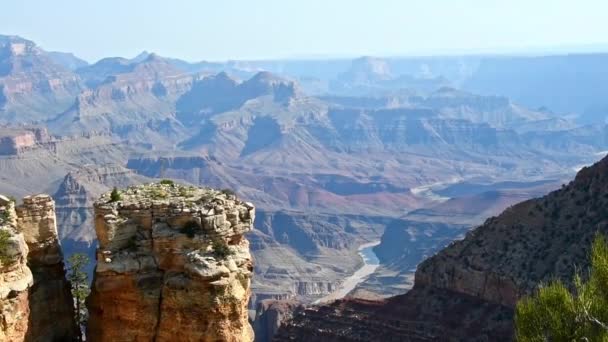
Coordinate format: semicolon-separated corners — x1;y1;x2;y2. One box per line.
0;194;76;341
86;182;255;342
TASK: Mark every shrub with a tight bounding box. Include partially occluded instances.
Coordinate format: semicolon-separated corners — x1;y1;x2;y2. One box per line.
515;234;608;341
213;238;233;259
178;187;192;197
109;187;121;202
0;229;12;265
159;179;174;185
0;209;10;222
150;188;168;199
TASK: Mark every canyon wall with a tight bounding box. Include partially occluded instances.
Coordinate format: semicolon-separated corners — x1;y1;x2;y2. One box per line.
0;196;32;341
86;183;255;342
0;194;75;341
16;195;76;341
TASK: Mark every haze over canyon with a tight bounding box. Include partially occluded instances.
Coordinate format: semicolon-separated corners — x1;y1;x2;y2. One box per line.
1;24;608;341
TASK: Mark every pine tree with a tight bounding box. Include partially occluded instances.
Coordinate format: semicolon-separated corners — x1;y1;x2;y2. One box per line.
515;235;608;341
110;187;121;202
67;253;90;342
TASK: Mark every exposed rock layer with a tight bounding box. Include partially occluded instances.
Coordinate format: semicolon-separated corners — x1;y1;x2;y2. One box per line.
0;194;75;341
16;195;76;342
0;197;32;341
87;183;255;342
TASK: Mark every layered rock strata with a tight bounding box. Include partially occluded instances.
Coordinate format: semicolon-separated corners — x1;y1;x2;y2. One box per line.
87;183;255;342
16;194;76;341
0;194;75;341
0;196;32;341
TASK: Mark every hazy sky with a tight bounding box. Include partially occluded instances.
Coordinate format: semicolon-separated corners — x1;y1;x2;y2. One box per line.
2;0;607;62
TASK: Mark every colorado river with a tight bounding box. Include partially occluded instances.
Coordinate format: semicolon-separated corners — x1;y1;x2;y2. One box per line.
314;241;381;304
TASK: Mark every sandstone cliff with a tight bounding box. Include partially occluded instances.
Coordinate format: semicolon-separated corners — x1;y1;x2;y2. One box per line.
16;195;77;341
87;183;255;342
0;194;75;341
0;196;32;341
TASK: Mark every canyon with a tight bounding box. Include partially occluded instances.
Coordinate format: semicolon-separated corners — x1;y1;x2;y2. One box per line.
1;32;608;340
276;154;608;341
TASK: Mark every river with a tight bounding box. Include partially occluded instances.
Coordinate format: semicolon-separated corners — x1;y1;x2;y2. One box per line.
313;241;381;304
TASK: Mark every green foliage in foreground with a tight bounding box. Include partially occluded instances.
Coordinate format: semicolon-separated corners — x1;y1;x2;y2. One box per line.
109;187;121;202
516;235;608;341
67;253;90;342
0;229;12;265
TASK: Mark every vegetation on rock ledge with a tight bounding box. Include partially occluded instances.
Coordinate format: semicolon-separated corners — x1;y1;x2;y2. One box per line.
0;229;13;265
109;187;121;202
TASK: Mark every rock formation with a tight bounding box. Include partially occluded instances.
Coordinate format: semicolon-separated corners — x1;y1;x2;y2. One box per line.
86;183;255;342
0;35;82;123
253;299;301;342
16;195;77;341
0;127;51;155
0;196;32;341
0;194;76;341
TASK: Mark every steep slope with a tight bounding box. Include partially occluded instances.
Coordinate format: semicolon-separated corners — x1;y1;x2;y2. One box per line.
278;154;608;340
47;51;88;71
0;35;82;122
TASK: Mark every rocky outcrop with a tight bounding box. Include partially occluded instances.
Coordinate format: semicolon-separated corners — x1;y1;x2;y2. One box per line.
0;196;32;341
0;127;51;155
15;195;77;341
0;194;75;341
276;287;513;341
87;183;255;342
253;299;301;342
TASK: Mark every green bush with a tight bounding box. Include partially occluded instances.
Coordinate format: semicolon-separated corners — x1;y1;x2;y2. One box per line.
0;209;10;222
109;187;122;202
159;179;174;185
150;188;168;199
0;229;13;265
213;238;233;259
516;234;608;341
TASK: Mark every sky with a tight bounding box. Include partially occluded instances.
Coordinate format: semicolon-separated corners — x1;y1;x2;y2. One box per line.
2;0;607;62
